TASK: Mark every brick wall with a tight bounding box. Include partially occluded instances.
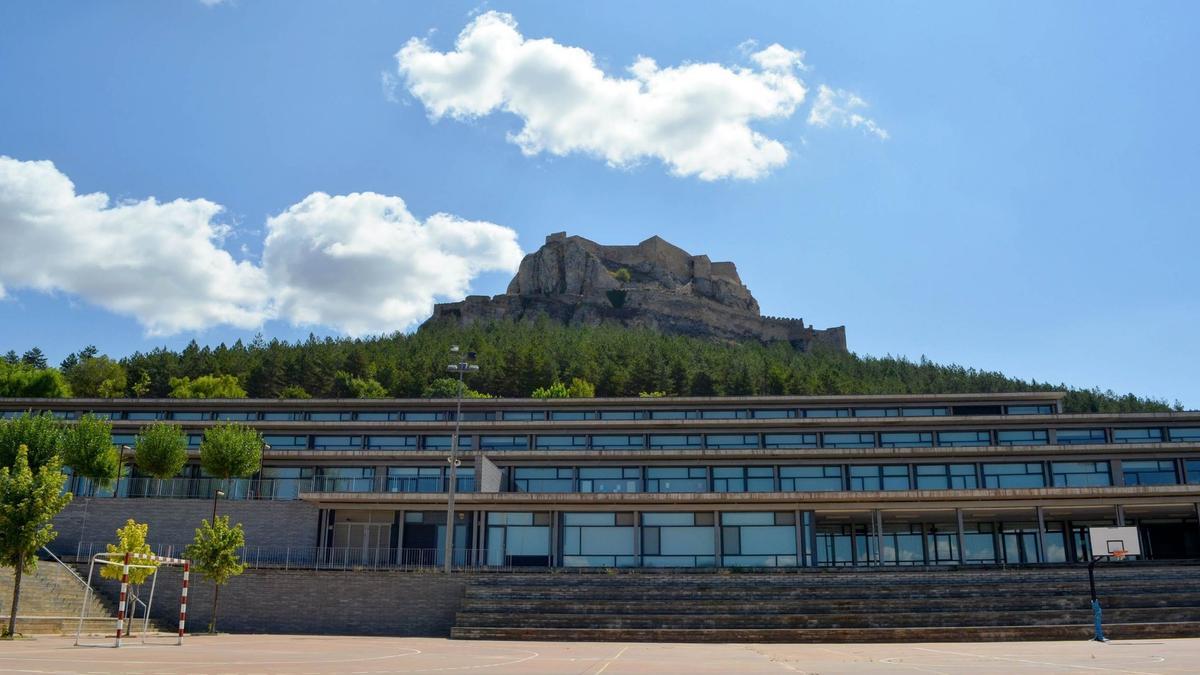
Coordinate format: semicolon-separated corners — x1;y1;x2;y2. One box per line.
87;568;468;636
51;499;319;556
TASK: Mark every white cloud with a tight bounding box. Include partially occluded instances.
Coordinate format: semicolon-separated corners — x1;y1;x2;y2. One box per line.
395;11;810;181
807;84;889;140
263;192;522;336
0;156;522;336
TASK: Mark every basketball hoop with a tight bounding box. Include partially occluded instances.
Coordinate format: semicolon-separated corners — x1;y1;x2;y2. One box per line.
1109;549;1127;561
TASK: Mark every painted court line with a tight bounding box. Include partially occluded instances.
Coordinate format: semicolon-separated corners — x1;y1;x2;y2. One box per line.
912;646;1164;675
593;645;630;674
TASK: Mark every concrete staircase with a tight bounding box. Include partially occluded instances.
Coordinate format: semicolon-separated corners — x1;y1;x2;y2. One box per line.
451;564;1200;642
0;554;115;635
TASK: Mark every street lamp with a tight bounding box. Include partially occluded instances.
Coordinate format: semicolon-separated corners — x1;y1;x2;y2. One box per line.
113;444;132;498
444;345;479;574
211;489;226;522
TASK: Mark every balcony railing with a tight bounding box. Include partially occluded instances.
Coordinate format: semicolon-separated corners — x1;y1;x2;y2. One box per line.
65;475;479;501
57;542;498;571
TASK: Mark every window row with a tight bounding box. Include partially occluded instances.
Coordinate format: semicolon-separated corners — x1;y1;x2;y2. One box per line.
0;402;1059;423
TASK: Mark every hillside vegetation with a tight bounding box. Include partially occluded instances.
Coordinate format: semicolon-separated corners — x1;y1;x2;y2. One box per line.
0;319;1182;414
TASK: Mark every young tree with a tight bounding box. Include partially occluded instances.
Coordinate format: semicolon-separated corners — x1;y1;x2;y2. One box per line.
277;385;311;399
566;377;596;398
199;423;262;513
60;414;119;548
169;375;247;399
0;412;63;470
100;520;158;584
530;381;570;399
184;515;245;634
134;423;188;484
0;446;72;637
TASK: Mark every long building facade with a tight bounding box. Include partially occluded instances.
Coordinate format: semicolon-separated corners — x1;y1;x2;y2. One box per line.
10;392;1200;569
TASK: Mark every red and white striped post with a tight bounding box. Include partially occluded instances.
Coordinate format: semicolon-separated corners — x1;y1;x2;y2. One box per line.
115;551;131;646
178;561;190;644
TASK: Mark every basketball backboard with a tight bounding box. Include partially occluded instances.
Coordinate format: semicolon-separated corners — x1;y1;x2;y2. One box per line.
1087;526;1141;558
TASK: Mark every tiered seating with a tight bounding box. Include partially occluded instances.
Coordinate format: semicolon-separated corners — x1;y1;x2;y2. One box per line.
451;564;1200;642
0;558;114;635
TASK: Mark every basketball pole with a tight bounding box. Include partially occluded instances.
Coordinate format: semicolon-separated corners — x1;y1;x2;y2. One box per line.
1087;550;1125;642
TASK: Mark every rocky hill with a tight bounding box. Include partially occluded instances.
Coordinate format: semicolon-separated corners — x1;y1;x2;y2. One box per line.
425;232;847;351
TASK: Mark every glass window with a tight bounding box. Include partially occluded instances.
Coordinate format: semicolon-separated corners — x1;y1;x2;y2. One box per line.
1006;405;1053;415
649;410;693;420
403;411;448;421
111;434;137;447
997;430;1049;446
460;411;496;421
915;464;977;490
712;467;774;492
502;411;545;421
1051;461;1111;487
125;411;165;421
779;466;843;491
901;407;949;417
186;434;202;448
366;435;418;450
646;467;708;492
261;411;305;421
314;466;375;492
937;431;991;447
562;512;637;568
479;435;529;451
1056;429;1106;445
700;410;747;419
982;463;1045;488
590;435;645;449
549;411;598;421
262;434;308;450
1169;428;1200;442
422;436;472;450
578;467;640;493
751;409;795;419
880;432;932;448
721;512;797;567
848;465;909;491
598;410;645;420
355;411;400;421
641;512;716;568
214;411;257;421
1186;460;1200;484
387;466;442;492
171;411;211;421
486;512;551;566
649;435;702;450
513;467;573;492
1122;460;1178;486
308;411;353;421
705;434;760;449
1111;428;1163;444
763;433;818;449
86;411;123;420
535;435;588;450
804;408;849;418
823;433;875;448
854;408;899;418
312;435;362;450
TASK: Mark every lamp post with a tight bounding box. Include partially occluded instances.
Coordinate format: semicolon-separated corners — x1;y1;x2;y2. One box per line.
113;444;132;498
444;345;479;574
211;489;225;522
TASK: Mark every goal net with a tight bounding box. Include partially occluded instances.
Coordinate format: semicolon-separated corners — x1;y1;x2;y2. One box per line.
74;551;191;647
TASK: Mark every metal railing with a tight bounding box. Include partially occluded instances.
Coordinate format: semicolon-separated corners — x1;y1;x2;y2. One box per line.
58;542;501;571
67;475;480;500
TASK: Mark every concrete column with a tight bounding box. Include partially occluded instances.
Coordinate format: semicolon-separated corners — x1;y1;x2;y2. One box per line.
1115;504;1126;526
1110;459;1125;487
874;509;884;566
550;510;559;568
955;509;967;565
794;509;804;568
713;510;722;566
633;511;642;566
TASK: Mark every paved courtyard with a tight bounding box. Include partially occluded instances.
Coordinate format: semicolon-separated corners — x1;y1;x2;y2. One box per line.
1;635;1197;674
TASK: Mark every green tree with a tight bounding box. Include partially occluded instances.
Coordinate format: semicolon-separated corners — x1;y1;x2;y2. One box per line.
567;377;596;398
169;375;247;399
134;423;188;481
0;362;71;398
421;377;489;399
531;381;569;398
333;371;388;398
99;519;158;585
65;355;127;398
20;348;47;369
130;371;152;398
611;267;632;283
2;351;17;365
199;424;262;514
60;414;119;548
0;446;72;637
0;412;63;470
184;515;245;634
278;385;312;399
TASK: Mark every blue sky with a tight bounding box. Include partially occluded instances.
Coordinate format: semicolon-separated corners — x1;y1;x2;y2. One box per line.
0;1;1196;406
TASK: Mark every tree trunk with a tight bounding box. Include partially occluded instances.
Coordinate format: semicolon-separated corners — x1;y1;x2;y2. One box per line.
6;552;23;638
209;582;219;634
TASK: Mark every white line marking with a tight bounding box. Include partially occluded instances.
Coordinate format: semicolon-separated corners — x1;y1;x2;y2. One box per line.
593;645;629;675
913;647;1162;675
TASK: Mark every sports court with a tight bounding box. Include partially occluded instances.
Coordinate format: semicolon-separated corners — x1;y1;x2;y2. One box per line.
1;635;1197;674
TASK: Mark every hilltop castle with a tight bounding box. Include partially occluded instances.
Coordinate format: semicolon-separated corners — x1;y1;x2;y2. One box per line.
424;232;847;351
